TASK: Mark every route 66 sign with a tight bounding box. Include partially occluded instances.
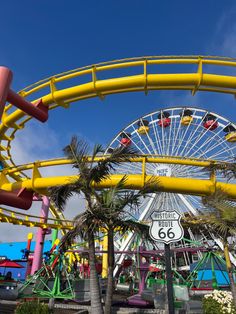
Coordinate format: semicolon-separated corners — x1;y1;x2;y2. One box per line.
149;210;184;244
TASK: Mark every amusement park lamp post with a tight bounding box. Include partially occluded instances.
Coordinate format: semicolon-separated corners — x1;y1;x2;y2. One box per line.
150;210;184;314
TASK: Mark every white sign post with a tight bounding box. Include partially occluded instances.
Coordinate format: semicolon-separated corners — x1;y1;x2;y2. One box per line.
149;210;184;314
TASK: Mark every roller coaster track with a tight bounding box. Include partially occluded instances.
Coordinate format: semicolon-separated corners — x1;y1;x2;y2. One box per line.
1;155;236;197
1;55;236;229
0;206;73;229
0;155;235;228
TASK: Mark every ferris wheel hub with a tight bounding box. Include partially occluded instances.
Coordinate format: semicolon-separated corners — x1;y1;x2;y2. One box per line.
154;164;172;177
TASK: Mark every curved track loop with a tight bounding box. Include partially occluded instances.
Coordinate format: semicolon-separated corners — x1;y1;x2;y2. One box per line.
3;55;236;171
0;206;73;229
2;55;236;228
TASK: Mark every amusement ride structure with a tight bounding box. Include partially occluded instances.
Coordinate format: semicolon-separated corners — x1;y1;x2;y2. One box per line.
0;56;236;296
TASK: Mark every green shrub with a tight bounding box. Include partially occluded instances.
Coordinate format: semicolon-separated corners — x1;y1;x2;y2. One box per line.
15;300;52;314
203;290;236;314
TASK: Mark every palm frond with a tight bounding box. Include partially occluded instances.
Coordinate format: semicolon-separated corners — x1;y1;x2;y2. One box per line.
63;136;90;169
88;146;139;184
115;190;142;212
204;162;236;180
183;206;236;240
113;219;153;243
100;176;128;206
99;177;160;218
49;183;81;211
119;177;160;211
91;144;104;162
59;227;78;253
139;176;161;195
202;189;236;220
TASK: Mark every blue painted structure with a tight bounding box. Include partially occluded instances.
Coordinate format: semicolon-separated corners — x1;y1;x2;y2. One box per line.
0;240;52;280
0;240;51;260
190;254;230;286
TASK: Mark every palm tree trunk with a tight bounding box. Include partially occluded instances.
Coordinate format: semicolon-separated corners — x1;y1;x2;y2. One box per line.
223;241;236;307
104;228;114;314
88;232;104;314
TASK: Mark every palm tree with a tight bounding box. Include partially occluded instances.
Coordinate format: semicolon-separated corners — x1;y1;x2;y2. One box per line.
58;178;153;314
183;189;236;306
49;136;148;314
97;179;153;314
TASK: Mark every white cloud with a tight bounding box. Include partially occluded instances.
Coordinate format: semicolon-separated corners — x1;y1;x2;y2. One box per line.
210;5;236;57
0;121;86;243
219;26;236;57
11;120;61;165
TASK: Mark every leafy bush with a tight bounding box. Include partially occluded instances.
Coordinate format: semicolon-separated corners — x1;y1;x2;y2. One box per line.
15;300;51;314
203;290;236;314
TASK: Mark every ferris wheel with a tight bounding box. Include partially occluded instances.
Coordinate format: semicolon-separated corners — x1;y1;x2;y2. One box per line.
106;106;236;269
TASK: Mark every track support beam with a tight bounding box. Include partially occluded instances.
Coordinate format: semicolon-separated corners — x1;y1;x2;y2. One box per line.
0;66;48;122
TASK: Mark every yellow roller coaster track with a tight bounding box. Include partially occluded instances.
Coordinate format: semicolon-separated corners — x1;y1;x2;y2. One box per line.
0;206;73;230
0;155;235;197
1;55;236;229
0;155;235;229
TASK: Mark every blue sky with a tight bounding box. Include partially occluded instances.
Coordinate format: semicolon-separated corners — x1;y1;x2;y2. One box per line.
1;0;236;152
1;0;236;242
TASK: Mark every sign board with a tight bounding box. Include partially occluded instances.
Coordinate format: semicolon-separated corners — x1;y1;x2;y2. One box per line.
154;165;171;177
149;210;184;244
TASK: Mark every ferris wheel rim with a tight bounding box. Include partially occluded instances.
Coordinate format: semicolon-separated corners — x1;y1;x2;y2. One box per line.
106;106;236;149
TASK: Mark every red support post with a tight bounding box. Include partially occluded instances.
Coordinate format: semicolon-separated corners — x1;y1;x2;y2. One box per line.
0;67;13;119
0;188;33;209
7;89;48;122
0;66;49;122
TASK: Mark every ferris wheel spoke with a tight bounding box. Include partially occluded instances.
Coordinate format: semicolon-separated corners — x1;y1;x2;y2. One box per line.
187;125;225;159
197;137;235;160
177;194;199;215
169;116;176;157
170;161;208;179
160;116;166;155
184;118;220;158
200;128;227;154
195;142;226;159
173;193;182;214
183;169;208;179
145;131;159;154
174;109;199;156
177;114;208;157
168;193;175;211
166;109;174;156
205;144;236;160
131;125;153;155
140;118;160;155
150;118;163;155
146;163;159;174
178;127;204;157
173;166;207;179
170;115;182;156
130;136;147;154
170;116;181;157
171;193;181;212
116;162;143;174
187;195;202;207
